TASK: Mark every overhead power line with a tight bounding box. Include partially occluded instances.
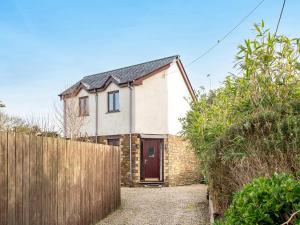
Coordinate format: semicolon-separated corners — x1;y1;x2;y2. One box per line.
187;0;265;66
275;0;287;36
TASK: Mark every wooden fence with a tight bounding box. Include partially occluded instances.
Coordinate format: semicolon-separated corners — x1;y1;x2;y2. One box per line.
0;132;121;225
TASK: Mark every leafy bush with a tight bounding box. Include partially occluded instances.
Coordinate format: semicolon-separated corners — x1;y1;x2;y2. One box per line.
208;107;300;214
181;22;300;215
181;22;300;169
216;173;300;225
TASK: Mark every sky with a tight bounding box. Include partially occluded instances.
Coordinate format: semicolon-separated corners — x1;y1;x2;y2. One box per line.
0;0;299;119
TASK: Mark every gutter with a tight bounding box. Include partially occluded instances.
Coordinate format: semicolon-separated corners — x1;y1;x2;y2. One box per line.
128;82;133;186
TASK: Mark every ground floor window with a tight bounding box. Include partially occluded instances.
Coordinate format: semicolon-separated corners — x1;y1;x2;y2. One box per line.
107;138;120;146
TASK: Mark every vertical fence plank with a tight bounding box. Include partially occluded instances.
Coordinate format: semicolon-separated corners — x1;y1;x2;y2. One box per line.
114;147;117;210
46;137;54;225
116;148;119;206
74;141;81;225
108;146;112;213
95;145;102;220
86;143;91;225
100;146;104;219
0;132;8;225
48;137;58;225
65;140;70;225
104;146;109;216
15;133;23;225
66;140;75;225
36;136;43;225
85;143;91;225
63;140;67;225
41;137;48;225
63;140;69;225
102;146;106;217
80;141;86;225
29;135;38;225
7;133;16;225
57;138;66;225
91;143;96;224
53;138;58;225
101;146;105;218
22;134;30;225
110;147;114;211
113;147;117;210
76;141;81;225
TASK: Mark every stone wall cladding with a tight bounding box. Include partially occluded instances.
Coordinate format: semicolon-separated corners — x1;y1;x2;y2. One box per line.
91;134;200;187
166;135;201;186
163;139;169;186
120;134;141;186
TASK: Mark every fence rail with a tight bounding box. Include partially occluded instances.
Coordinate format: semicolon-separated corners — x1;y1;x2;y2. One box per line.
0;132;121;225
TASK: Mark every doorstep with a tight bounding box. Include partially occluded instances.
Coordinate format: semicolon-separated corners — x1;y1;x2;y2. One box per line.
139;181;165;187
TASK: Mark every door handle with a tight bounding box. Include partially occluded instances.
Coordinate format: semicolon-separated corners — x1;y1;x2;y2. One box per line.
144;159;148;164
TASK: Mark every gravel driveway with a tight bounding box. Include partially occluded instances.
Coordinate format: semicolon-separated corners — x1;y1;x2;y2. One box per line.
97;184;209;225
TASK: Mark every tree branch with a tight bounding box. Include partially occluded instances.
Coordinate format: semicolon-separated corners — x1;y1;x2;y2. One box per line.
281;210;300;225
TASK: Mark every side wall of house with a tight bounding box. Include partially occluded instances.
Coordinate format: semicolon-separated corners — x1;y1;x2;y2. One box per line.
133;70;169;134
64;89;96;138
167;63;191;135
134;61;192;135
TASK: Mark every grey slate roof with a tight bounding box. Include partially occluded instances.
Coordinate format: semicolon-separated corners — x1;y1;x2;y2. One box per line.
60;55;179;96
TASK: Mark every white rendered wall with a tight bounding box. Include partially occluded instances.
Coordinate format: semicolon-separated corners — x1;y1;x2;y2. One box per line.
97;82;130;136
166;63;191;135
133;70;169;134
64;89;95;138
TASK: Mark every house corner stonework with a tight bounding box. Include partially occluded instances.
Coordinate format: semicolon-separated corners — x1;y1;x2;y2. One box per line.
166;135;201;186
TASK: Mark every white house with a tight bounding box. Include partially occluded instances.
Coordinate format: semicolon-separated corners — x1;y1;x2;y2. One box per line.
59;55;200;186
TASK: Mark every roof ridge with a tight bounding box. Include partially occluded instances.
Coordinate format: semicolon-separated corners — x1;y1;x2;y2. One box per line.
83;55;179;79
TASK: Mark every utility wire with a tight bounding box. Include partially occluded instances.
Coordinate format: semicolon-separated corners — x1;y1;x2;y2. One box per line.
187;0;265;66
275;0;287;36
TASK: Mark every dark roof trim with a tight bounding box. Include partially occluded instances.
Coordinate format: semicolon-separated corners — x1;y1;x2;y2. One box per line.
132;64;171;85
95;76;121;92
176;59;196;101
59;82;89;99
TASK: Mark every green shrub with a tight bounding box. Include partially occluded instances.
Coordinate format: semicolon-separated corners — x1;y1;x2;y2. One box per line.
181;22;300;215
216;173;300;225
181;22;300;173
207;108;300;215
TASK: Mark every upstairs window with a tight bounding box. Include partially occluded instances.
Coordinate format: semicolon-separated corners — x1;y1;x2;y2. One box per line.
108;91;120;112
79;96;89;116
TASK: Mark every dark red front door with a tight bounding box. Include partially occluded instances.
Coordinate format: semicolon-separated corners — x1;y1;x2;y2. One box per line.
142;139;160;179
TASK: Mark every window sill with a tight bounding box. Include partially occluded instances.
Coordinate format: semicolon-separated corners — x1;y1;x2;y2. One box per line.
106;110;120;114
